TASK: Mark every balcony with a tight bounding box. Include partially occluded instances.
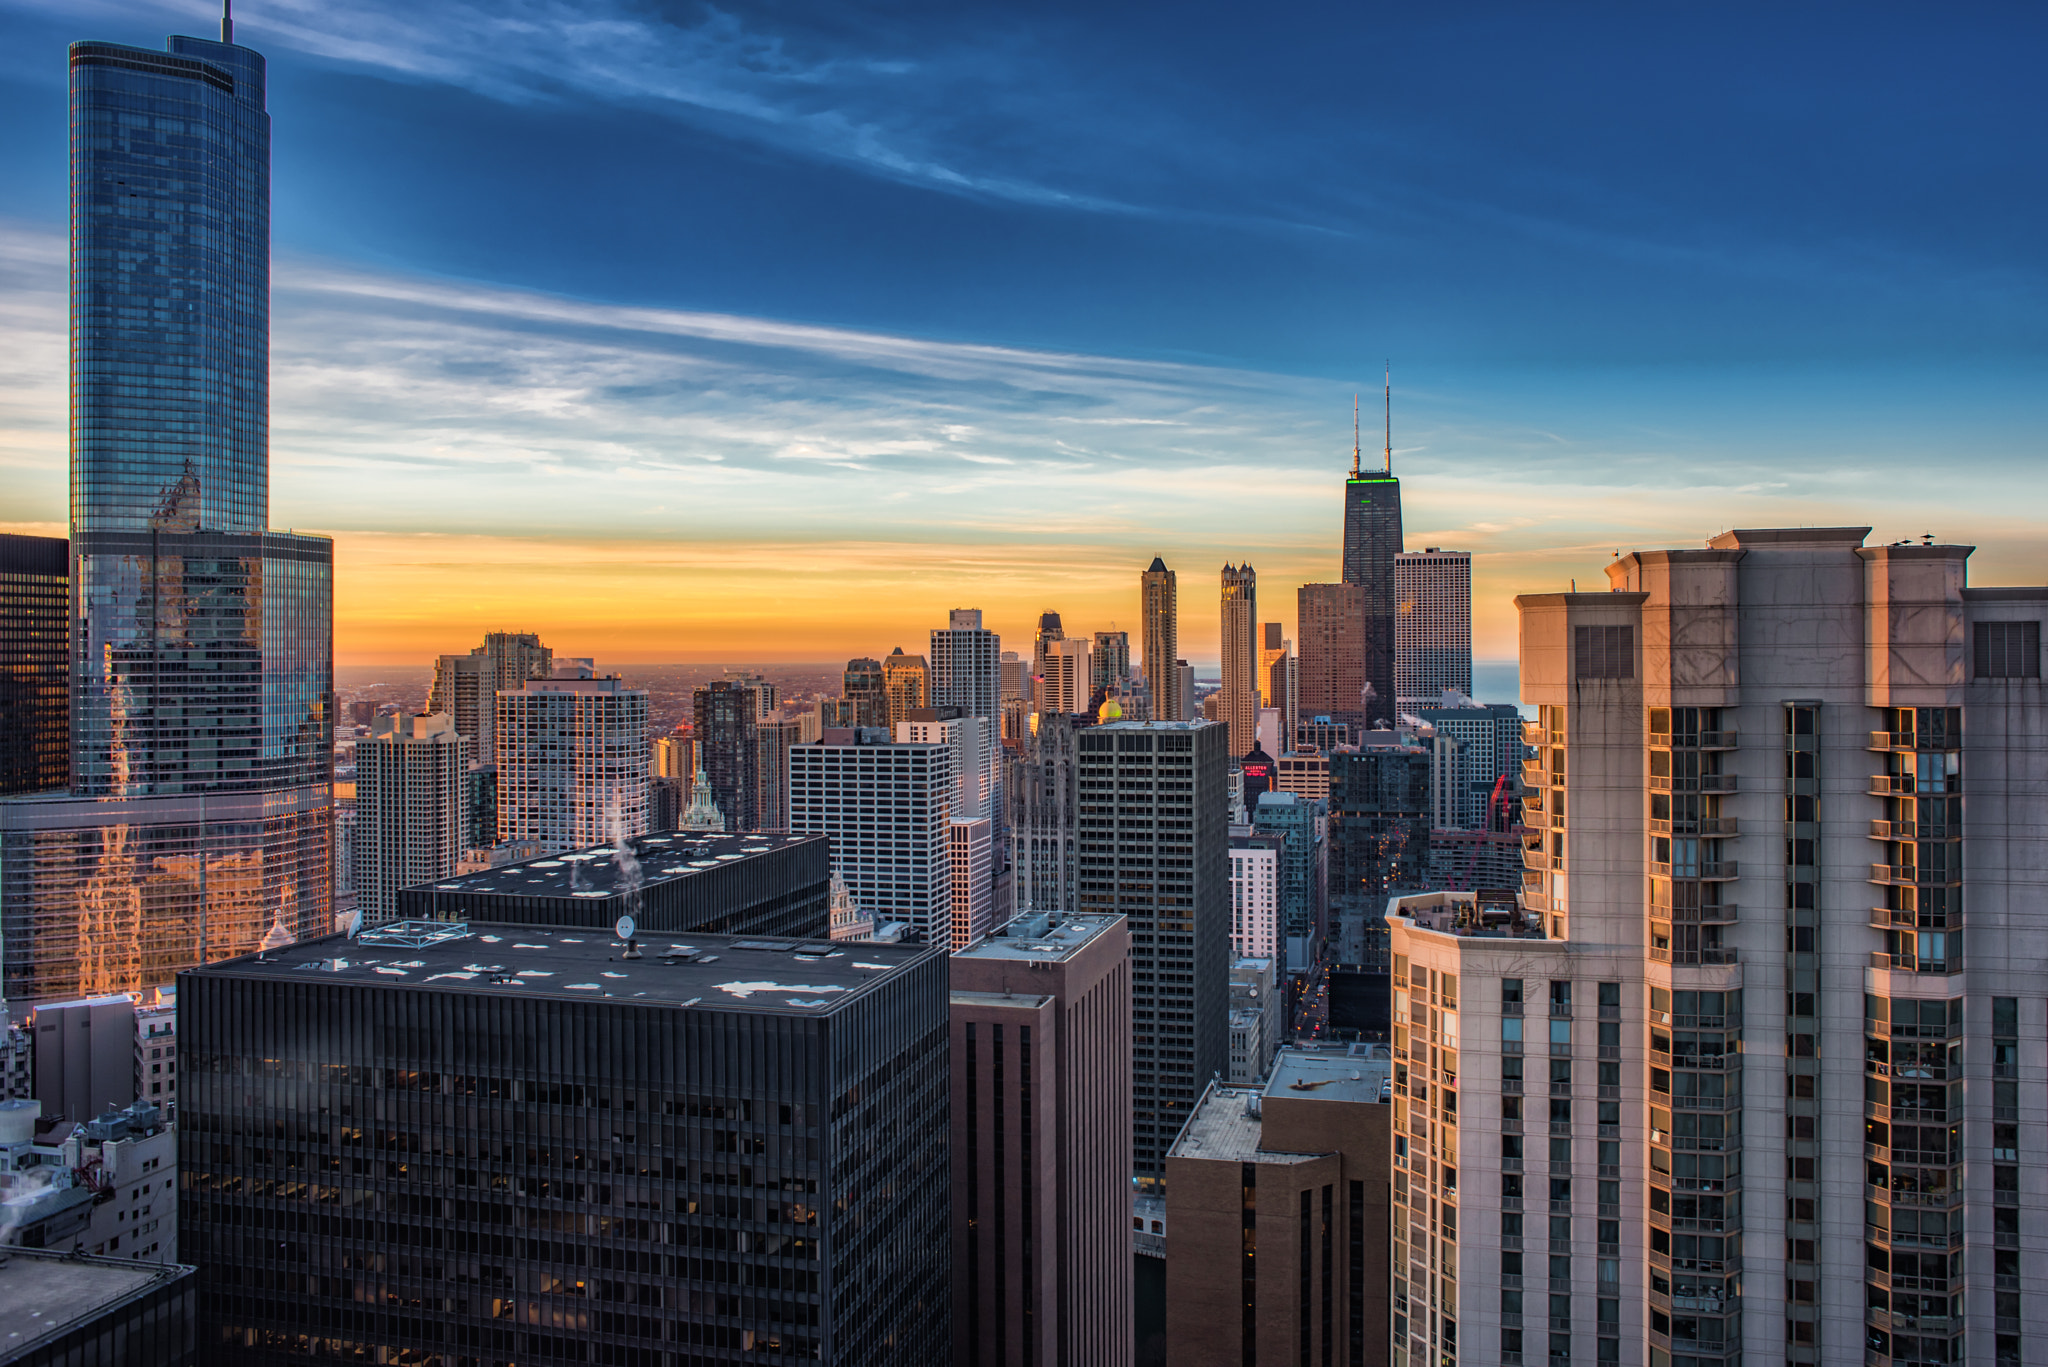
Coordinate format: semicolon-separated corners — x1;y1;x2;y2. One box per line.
1650;947;1738;966
1650;817;1738;836
1869;730;1953;752
1524;850;1560;872
1651;860;1739;881
1869;907;1961;932
1868;774;1921;797
1870;862;1960;887
1660;903;1738;924
1869;818;1954;840
1649;730;1738;750
1648;773;1737;793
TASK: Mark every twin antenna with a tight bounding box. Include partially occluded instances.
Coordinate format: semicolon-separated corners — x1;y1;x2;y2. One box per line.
1351;362;1393;476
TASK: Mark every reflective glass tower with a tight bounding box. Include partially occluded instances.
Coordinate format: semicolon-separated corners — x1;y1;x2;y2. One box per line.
0;21;333;1003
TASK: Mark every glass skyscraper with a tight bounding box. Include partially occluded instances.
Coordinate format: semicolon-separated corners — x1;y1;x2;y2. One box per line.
1341;467;1403;730
0;23;333;1003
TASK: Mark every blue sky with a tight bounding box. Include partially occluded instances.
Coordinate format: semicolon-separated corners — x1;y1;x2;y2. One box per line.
1;0;2044;664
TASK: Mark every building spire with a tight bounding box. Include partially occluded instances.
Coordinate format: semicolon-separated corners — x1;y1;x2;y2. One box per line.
1352;393;1360;475
222;0;233;43
1384;361;1392;473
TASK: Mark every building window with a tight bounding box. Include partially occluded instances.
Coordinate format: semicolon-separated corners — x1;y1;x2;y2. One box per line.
1572;625;1634;680
1974;621;2040;679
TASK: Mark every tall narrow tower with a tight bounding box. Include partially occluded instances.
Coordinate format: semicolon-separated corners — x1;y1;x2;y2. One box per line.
1219;563;1258;759
1141;557;1180;722
1341;378;1402;727
0;23;335;1002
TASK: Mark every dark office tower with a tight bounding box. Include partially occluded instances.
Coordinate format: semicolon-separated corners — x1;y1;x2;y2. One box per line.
0;25;333;1003
950;913;1134;1367
830;656;886;729
692;680;759;833
1075;720;1230;1187
0;534;69;794
1340;419;1403;728
180;923;951;1367
1327;740;1430;973
1009;710;1083;915
1298;582;1367;732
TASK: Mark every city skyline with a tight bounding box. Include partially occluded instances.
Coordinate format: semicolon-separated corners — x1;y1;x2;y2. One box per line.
4;3;2048;664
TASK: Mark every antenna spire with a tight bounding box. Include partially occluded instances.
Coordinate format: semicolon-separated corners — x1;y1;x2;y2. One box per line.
1383;361;1392;473
1351;394;1360;475
222;0;233;42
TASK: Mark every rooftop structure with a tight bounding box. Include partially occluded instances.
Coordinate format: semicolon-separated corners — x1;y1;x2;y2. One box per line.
395;830;829;940
0;1245;196;1365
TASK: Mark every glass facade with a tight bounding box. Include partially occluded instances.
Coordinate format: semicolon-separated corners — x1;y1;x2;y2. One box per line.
1327;744;1430;973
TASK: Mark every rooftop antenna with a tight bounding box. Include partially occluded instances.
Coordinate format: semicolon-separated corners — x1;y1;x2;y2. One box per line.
1383;361;1392;474
1351;394;1360;475
222;0;232;43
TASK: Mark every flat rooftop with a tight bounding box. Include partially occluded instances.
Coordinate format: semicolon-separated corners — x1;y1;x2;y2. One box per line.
418;832;819;903
186;924;935;1015
1266;1045;1393;1106
0;1247;190;1357
1168;1084;1277;1164
953;913;1122;964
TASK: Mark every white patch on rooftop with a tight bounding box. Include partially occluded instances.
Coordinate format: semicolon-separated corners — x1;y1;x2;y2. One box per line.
712;981;849;1001
425;971;478;982
558;937;585;942
373;967;407;975
514;943;547;949
392;960;426;968
852;962;892;970
530;860;564;867
565;983;601;991
602;971;627;979
479;935;503;942
786;998;830;1008
464;964;503;972
515;970;552;978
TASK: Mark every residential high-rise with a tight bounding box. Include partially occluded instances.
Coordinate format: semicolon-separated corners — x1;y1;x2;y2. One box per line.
754;712;804;831
1449;524;2048;1367
1165;1047;1394;1366
1299;581;1368;732
828;656;887;729
1220;563;1259;760
1092;630;1131;699
427;631;552;763
900;710;995;822
1340;403;1403;729
1039;637;1092;716
883;646;932;726
1227;955;1283;1083
495;672;648;852
1326;740;1429;972
351;712;469;924
1251;789;1328;972
179;924;951;1366
948;817;996;949
1075;720;1230;1186
0;533;69;795
999;650;1030;704
789;731;955;943
1009;710;1083;916
950;912;1133;1367
1395;548;1473;712
1175;661;1197;723
0;23;334;1003
1276;751;1331;803
933;608;1003;722
1229;829;1283;959
1141;558;1180;724
692;679;759;834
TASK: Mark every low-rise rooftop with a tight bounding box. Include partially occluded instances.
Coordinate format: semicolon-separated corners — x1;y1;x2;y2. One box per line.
0;1246;193;1359
1387;888;1550;940
185;924;935;1015
954;912;1122;963
1266;1044;1393;1106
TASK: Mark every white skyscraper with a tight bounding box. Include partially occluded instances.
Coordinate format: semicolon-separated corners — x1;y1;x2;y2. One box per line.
495;672;648;853
1394;548;1473;713
789;734;955;943
1396;524;2048;1367
1228;830;1281;959
931;608;1002;722
1039;637;1092;716
352;712;469;925
948;817;995;950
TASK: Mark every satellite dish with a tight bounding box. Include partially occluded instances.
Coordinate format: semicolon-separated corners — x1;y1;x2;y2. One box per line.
346;908;364;939
615;914;636;942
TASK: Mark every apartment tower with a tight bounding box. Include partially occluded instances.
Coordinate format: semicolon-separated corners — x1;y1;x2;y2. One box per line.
427;631;552;764
351;712;469;924
1261;621;1297;755
495;672;649;852
1220;563;1259;760
692;680;759;834
1142;558;1181;726
931;608;1003;722
1395;548;1473;712
883;646;932;727
1425;525;2048;1367
1299;582;1369;736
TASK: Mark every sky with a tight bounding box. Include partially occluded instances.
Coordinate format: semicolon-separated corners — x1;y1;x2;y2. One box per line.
2;1;2046;669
